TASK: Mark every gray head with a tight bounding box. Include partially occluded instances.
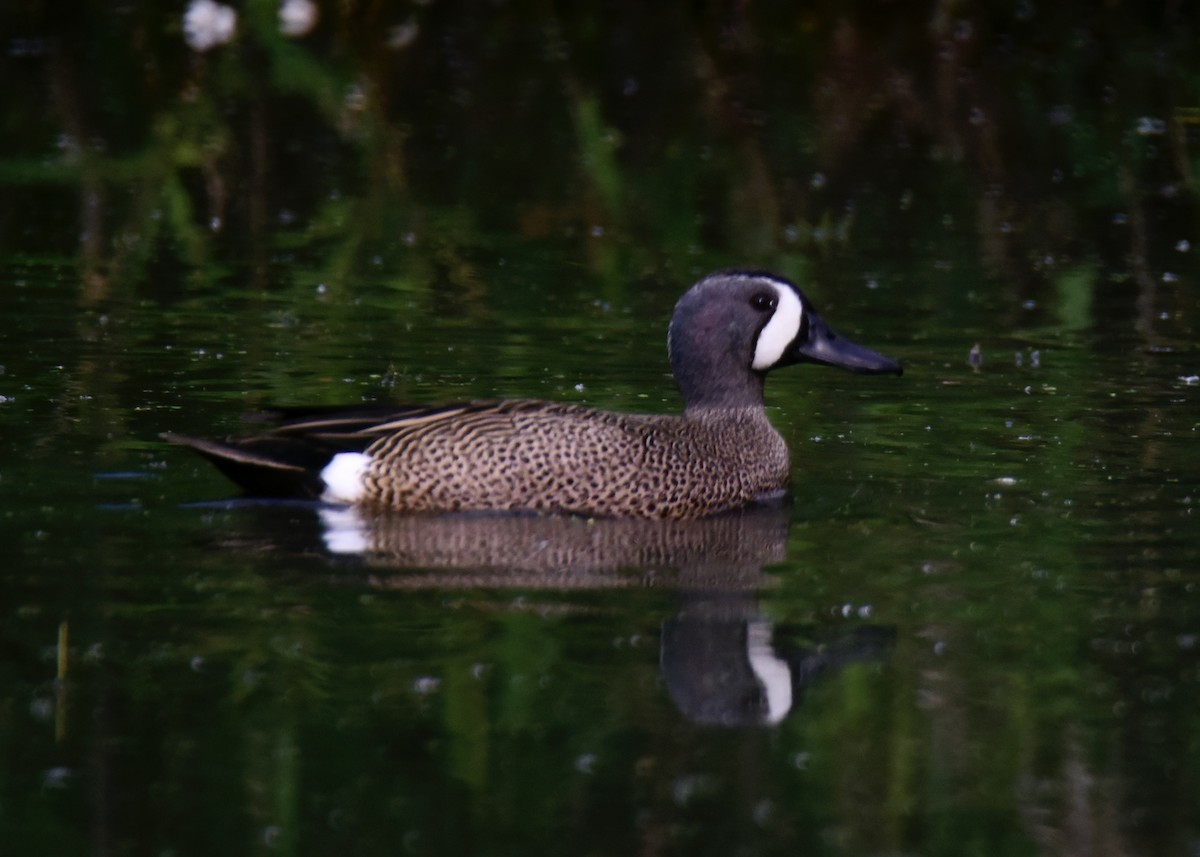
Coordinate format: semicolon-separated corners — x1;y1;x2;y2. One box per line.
667;270;902;412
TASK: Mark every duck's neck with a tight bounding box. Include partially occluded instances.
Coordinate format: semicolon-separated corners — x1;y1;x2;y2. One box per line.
668;305;769;412
676;363;768;414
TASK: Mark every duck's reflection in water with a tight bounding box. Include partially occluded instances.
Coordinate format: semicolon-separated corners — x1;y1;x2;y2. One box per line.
318;504;788;590
295;503;892;726
661;596;894;727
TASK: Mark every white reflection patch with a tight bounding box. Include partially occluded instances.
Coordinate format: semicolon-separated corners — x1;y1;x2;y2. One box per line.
319;506;369;554
746;619;793;725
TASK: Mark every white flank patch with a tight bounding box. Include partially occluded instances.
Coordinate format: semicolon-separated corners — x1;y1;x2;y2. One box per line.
746;619;793;725
751;281;804;370
320;452;370;503
319;506;369;555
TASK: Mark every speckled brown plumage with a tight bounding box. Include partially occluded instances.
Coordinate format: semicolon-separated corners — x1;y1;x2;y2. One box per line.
353;399;789;518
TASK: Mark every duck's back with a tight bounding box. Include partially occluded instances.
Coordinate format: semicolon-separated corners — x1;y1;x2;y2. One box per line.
356;399;789;518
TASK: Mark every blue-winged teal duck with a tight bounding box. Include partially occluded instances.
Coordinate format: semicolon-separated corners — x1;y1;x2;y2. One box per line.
164;270;901;518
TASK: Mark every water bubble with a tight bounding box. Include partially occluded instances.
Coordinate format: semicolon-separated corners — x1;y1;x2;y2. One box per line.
672;774;717;806
1048;105;1072;125
29;697;54;722
344;84;366;111
575;753;597;774
753;799;775;826
1135;117;1166;136
8;38;48;57
387;19;419;49
42;767;72;789
412;676;441;695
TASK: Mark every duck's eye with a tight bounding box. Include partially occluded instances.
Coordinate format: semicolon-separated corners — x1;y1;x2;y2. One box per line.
750;293;777;312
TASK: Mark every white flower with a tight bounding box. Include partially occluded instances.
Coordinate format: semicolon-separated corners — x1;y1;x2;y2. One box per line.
279;0;319;37
183;0;237;52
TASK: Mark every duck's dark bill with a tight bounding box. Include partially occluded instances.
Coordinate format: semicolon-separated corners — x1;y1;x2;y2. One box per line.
791;314;903;375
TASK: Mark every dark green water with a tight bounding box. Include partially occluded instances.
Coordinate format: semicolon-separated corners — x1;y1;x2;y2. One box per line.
3;4;1200;856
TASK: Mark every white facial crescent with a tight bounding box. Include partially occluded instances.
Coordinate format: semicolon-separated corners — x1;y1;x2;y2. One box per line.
751;281;804;370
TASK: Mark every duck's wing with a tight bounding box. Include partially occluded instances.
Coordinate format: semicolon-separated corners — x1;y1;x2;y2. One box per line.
161;429;336;498
263;401;490;441
161;399;547;499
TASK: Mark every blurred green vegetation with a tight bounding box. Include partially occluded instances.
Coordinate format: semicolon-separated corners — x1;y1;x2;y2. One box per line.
2;1;1197;310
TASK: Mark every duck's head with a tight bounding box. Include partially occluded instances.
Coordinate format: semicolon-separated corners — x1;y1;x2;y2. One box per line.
668;270;902;411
